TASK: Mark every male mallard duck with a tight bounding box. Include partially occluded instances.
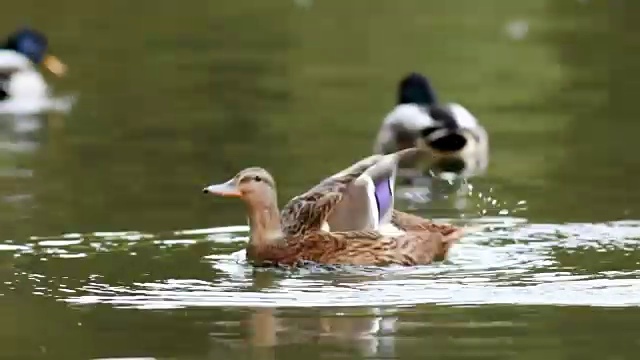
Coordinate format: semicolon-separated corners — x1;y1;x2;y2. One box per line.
373;72;489;177
0;28;66;103
202;164;462;267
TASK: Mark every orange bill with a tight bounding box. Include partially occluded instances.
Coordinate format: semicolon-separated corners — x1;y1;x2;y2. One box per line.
43;54;67;77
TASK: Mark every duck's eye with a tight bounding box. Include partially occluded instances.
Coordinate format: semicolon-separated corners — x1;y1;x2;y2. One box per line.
253;176;262;182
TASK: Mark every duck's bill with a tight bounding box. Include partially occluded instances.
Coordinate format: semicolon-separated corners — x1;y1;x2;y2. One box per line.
43;55;67;77
202;180;241;197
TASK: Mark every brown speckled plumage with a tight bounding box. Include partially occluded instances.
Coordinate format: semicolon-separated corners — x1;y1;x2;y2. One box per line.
390;209;461;261
251;228;461;267
391;209;456;233
203;166;463;268
279;154;382;237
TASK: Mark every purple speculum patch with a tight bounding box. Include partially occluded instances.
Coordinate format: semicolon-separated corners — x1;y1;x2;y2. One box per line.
374;178;393;222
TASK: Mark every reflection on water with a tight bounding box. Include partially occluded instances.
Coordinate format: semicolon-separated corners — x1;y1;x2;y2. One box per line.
0;94;76;115
0;112;70;241
395;138;494;215
0;114;46;239
0;114;43;177
241;307;397;358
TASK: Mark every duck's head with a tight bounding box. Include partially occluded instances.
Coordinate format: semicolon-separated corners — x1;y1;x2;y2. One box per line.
203;167;277;208
397;72;438;106
2;28;67;76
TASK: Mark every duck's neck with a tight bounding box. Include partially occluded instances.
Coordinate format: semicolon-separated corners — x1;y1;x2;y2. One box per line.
246;200;285;252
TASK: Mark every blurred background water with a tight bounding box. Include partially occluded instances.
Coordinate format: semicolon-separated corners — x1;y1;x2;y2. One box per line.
1;0;640;359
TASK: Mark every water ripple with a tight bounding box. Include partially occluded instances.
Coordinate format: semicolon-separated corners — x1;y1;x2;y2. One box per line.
1;217;639;309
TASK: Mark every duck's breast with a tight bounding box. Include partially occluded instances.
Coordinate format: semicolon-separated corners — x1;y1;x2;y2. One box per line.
6;71;48;100
0;51;34;72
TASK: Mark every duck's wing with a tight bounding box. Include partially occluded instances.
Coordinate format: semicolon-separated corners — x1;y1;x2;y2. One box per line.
324;147;435;234
279;154;383;237
320;148;426;236
326;154;399;234
280;148;433;238
335;148;434;233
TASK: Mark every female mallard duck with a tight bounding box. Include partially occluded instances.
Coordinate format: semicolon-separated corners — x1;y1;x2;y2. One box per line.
373;72;489;177
0;28;66;104
202;165;463;267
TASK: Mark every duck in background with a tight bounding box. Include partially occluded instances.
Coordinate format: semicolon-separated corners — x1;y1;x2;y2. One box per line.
373;72;489;207
373;72;489;179
0;27;69;114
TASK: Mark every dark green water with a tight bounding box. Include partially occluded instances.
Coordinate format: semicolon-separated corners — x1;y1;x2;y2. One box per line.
1;0;640;359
